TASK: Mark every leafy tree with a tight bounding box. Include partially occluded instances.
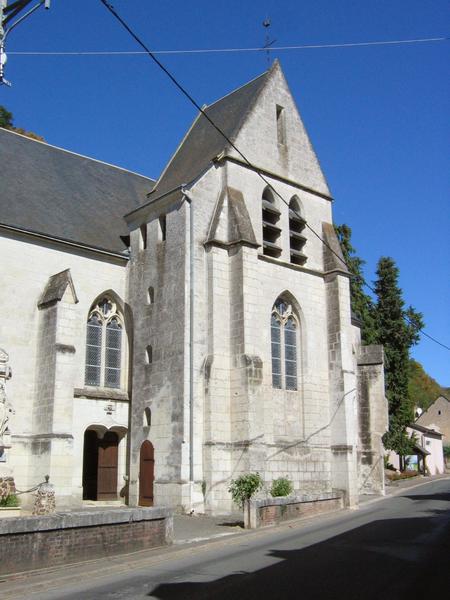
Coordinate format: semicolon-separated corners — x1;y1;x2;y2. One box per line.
373;257;424;455
334;224;376;344
228;473;263;509
408;359;446;411
0;105;13;128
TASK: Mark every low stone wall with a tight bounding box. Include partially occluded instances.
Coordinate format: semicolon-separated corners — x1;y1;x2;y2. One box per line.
245;492;343;529
0;506;173;575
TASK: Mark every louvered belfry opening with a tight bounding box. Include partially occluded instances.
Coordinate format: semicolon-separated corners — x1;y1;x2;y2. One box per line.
262;186;282;258
289;197;307;265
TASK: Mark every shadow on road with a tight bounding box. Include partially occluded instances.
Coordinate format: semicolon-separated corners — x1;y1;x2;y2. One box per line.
149;511;450;600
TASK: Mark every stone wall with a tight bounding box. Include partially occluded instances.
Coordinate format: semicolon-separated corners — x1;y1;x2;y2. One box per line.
0;507;172;575
0;232;130;508
357;346;388;495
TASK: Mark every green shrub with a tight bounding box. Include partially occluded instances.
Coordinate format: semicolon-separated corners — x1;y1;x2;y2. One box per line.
270;477;294;497
443;446;450;458
0;494;20;507
228;473;263;509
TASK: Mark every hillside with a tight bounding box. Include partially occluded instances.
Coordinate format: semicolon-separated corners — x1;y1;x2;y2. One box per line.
408;359;448;411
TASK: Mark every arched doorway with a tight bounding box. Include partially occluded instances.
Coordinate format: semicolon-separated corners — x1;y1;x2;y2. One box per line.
82;429;98;500
82;429;119;501
139;441;155;506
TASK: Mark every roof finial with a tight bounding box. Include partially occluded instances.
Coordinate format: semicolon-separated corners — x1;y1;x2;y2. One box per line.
262;17;276;67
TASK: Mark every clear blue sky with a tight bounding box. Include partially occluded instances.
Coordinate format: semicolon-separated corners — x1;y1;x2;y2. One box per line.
2;1;449;385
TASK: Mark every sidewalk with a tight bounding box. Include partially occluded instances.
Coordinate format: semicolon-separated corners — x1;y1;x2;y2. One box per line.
359;472;450;506
173;512;244;544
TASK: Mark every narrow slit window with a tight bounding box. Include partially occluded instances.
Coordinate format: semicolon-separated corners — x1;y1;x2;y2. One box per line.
158;215;166;242
276;105;286;146
140;224;147;250
146;345;153;364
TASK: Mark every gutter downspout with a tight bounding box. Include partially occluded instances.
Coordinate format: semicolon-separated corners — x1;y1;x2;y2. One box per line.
182;190;195;484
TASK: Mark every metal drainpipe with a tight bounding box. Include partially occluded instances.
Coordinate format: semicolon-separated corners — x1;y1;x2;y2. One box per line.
183;191;195;483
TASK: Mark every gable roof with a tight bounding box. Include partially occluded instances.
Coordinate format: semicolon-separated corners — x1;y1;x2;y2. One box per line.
0;128;155;253
148;66;272;200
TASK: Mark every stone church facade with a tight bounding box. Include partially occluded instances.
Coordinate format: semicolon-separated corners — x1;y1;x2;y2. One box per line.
0;61;387;513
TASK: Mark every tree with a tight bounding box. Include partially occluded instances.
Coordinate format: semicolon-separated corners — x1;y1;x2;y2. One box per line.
0;105;44;141
373;257;424;454
334;224;376;344
408;359;446;411
0;106;13;128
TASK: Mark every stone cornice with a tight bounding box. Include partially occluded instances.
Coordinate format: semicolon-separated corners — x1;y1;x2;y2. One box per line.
74;387;129;402
216;155;334;202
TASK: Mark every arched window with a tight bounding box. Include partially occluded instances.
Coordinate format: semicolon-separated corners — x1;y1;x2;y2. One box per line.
262;186;282;258
289;197;307;265
85;297;123;389
271;298;299;390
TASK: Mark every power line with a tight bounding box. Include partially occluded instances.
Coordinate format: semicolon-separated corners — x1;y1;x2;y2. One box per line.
8;36;449;56
98;0;450;353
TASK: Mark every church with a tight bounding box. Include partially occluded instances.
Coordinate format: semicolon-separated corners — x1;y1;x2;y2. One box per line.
0;61;388;514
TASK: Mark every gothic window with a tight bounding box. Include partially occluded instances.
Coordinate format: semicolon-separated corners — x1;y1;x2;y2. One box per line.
85;297;123;389
271;298;299;390
289;197;307;265
262;186;282;258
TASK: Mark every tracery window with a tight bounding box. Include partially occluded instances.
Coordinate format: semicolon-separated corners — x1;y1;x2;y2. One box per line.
271;298;298;390
85;297;123;388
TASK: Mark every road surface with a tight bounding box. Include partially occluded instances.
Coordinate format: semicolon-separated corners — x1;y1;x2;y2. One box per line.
3;478;450;599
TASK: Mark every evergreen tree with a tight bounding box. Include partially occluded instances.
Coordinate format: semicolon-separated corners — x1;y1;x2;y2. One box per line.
334;224;376;344
373;257;424;454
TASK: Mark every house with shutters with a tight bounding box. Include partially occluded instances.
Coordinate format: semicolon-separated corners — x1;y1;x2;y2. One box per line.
0;60;388;514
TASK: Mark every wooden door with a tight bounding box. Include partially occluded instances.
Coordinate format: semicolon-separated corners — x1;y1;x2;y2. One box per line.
82;429;99;500
97;431;119;500
139;441;155;506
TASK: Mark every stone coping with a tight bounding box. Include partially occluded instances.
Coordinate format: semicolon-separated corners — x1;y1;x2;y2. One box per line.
250;492;342;508
0;506;171;535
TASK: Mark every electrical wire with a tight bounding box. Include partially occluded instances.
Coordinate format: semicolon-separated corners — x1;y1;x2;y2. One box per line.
98;0;450;352
8;36;449;56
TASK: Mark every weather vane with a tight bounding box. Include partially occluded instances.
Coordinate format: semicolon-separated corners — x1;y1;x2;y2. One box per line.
262;17;276;66
0;0;51;87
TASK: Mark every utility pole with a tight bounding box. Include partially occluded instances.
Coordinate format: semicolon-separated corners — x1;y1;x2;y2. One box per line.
1;0;51;87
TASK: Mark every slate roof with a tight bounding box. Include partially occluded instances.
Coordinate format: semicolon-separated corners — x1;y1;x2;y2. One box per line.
148;68;271;200
0;128;155;253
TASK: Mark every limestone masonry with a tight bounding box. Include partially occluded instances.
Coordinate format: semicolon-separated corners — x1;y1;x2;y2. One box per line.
0;61;388;514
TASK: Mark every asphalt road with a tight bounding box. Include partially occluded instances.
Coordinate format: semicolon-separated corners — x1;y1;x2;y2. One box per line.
3;478;450;599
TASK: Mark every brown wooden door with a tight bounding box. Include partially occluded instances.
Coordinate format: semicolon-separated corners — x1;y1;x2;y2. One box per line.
97;431;119;500
139;441;155;506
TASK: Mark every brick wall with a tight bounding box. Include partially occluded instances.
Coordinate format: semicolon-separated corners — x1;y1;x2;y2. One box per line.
0;507;172;575
246;493;343;528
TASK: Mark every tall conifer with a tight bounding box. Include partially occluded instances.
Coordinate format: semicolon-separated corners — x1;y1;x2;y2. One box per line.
373;257;423;454
334;224;376;344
